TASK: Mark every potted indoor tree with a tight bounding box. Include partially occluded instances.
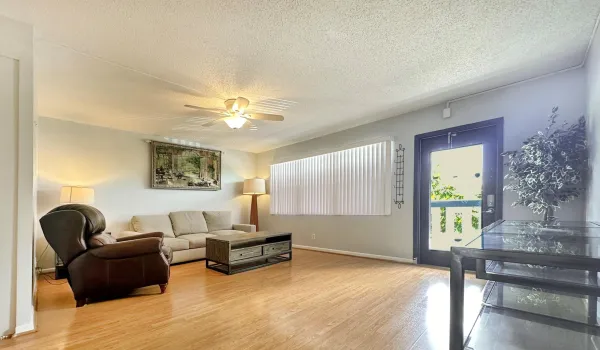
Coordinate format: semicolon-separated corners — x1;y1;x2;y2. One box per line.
502;107;587;221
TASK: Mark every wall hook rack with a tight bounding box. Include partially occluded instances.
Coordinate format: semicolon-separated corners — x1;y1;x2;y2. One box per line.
393;144;405;209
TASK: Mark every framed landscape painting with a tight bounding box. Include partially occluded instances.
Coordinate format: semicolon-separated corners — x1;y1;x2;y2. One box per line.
151;141;221;190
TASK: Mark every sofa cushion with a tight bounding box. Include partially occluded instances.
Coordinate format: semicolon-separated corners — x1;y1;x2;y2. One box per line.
211;230;246;236
162;237;190;252
169;211;208;236
180;233;216;249
203;211;232;232
131;215;175;238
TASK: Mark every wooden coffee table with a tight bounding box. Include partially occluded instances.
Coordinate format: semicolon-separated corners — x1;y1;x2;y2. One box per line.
205;231;292;275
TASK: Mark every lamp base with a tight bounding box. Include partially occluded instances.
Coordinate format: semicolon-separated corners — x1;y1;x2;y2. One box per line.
250;194;259;231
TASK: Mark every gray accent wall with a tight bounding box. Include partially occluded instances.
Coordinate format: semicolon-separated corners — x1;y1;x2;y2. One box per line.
586;28;600;222
257;69;588;260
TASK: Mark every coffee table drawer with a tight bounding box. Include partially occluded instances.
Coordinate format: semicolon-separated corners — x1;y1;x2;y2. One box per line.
230;246;263;262
264;241;290;255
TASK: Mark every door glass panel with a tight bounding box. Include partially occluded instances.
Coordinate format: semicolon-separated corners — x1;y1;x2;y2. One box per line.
429;145;483;251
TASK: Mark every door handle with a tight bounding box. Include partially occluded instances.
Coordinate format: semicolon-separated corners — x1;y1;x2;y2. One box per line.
483;208;495;214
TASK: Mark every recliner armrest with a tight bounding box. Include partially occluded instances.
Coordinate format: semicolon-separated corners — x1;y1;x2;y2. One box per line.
116;232;163;242
88;238;162;259
233;224;256;233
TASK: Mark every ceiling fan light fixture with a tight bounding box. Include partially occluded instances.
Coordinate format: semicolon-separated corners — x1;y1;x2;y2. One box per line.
185;96;284;129
232;97;250;113
224;116;247;129
224;99;236;112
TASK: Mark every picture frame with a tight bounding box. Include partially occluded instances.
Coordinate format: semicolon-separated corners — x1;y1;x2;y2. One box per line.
151;141;222;190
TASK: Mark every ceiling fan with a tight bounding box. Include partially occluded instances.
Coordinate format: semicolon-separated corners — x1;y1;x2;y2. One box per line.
184;97;284;130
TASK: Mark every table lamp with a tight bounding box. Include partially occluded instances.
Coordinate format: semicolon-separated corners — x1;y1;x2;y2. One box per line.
243;178;266;231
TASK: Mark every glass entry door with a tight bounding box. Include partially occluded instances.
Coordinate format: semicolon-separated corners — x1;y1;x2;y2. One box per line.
429;145;483;251
415;119;503;267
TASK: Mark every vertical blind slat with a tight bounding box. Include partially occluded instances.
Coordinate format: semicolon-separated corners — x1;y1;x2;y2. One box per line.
270;141;391;215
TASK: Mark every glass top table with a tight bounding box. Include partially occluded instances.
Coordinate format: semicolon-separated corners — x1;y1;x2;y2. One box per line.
450;220;600;350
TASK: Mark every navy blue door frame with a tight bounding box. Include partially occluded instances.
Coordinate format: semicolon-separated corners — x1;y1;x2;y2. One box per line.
412;118;504;267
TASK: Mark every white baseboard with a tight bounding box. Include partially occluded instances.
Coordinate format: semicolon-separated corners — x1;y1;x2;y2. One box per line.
39;267;55;274
292;244;415;264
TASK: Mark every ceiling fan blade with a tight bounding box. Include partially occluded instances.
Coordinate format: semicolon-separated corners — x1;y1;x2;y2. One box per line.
246;113;284;121
184;104;224;113
201;118;226;127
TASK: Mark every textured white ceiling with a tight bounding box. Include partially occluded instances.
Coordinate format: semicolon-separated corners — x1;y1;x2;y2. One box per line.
1;1;599;152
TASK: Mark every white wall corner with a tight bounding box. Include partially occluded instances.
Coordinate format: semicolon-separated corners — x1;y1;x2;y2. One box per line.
0;14;35;339
14;320;35;336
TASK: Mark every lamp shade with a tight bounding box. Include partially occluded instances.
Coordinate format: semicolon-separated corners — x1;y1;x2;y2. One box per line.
243;178;266;195
60;186;95;204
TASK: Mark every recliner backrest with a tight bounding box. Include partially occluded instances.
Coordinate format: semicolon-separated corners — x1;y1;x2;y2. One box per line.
39;204;106;265
48;204;106;234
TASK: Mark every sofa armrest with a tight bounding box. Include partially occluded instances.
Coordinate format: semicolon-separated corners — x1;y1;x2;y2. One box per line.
117;232;163;242
113;230;146;240
88;238;162;259
233;224;256;233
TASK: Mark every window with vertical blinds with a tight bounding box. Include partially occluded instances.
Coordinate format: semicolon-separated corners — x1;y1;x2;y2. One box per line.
270;141;392;215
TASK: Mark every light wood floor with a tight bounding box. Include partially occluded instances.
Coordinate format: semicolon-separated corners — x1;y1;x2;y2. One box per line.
1;249;484;350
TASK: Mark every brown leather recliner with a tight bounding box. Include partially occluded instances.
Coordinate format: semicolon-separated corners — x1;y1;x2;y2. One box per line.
39;204;171;307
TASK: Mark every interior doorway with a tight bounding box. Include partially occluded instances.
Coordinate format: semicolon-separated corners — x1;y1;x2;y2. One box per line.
413;118;504;267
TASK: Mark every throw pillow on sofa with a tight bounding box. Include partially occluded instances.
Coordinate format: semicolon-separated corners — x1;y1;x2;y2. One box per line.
169;211;209;236
131;215;175;238
203;211;232;232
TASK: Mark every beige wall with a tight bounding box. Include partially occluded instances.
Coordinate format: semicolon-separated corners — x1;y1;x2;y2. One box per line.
586;28;600;221
257;68;587;260
36;117;257;269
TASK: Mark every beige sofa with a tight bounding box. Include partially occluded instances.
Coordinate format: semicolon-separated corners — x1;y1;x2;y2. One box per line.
114;211;255;264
